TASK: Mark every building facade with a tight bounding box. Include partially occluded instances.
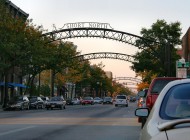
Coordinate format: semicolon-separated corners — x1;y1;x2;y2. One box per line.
182;27;190;61
0;1;29;104
181;27;190;77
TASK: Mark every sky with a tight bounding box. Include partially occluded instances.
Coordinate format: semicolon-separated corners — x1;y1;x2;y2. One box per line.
11;0;190;86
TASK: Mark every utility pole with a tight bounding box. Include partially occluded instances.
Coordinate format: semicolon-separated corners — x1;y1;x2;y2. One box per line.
165;43;172;76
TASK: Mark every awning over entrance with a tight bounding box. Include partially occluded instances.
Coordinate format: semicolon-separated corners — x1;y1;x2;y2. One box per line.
0;82;28;88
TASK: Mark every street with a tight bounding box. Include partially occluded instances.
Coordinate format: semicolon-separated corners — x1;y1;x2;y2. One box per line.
0;102;140;140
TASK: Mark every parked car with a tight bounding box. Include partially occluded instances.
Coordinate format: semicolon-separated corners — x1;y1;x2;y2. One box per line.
135;79;190;140
66;98;74;105
29;96;44;109
46;96;66;110
115;95;128;107
41;96;49;107
103;97;113;104
81;97;94;105
4;96;30;110
93;97;103;104
72;98;81;105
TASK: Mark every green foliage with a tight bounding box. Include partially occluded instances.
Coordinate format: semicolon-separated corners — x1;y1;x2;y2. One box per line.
132;19;182;81
39;85;51;97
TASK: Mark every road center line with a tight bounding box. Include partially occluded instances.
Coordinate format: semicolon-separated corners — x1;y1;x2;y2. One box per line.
0;126;36;136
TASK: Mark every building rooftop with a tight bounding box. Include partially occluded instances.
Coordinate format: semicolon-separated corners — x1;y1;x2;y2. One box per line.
5;0;29;19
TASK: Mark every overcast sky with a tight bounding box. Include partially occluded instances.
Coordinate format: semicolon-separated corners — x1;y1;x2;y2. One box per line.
11;0;190;83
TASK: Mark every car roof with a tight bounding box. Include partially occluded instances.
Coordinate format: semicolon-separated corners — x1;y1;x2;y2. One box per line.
153;77;183;80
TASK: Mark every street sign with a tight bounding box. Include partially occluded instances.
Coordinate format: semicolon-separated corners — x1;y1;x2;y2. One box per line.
177;61;189;68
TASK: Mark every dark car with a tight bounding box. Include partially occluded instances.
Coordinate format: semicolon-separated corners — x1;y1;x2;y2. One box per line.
103;97;112;104
46;96;66;110
129;96;136;102
81;97;94;105
29;96;44;109
66;98;74;105
4;96;30;111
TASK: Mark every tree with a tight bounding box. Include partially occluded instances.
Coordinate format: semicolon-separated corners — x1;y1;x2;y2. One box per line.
131;19;182;82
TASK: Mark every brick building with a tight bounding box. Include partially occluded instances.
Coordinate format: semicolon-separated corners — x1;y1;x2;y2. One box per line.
182;27;190;61
0;1;29;104
182;27;190;76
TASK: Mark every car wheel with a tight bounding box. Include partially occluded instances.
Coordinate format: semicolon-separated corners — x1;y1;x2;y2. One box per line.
115;104;118;107
47;107;49;110
126;104;128;107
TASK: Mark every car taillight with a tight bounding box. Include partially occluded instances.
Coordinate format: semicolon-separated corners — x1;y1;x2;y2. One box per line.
146;95;152;109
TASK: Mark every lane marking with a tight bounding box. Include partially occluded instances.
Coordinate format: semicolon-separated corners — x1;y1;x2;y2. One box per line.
0;126;36;136
0;117;140;126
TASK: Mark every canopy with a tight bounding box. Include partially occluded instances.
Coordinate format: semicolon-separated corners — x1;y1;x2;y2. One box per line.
0;82;28;88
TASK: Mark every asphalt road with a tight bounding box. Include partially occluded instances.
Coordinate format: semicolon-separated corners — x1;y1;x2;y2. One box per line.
0;102;141;140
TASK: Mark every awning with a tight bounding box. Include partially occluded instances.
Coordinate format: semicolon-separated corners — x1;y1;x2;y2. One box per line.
0;82;28;88
8;83;28;88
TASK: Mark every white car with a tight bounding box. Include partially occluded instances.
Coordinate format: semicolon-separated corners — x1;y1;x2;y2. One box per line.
93;97;103;104
135;79;190;140
72;98;81;105
115;95;128;107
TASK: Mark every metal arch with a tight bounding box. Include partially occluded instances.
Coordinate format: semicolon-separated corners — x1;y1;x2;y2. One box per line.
113;77;142;83
73;52;135;62
42;28;157;48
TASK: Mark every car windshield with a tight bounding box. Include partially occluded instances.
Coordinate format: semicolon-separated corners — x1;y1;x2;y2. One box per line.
160;83;190;119
41;97;47;101
117;96;126;99
151;80;174;94
104;97;111;100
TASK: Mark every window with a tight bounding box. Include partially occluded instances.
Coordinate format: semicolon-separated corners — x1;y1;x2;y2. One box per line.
160;83;190;120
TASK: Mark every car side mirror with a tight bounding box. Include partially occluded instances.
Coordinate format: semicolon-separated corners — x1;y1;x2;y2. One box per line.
135;108;149;117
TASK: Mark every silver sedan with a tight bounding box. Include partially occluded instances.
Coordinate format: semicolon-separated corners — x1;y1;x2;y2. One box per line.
135;79;190;140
